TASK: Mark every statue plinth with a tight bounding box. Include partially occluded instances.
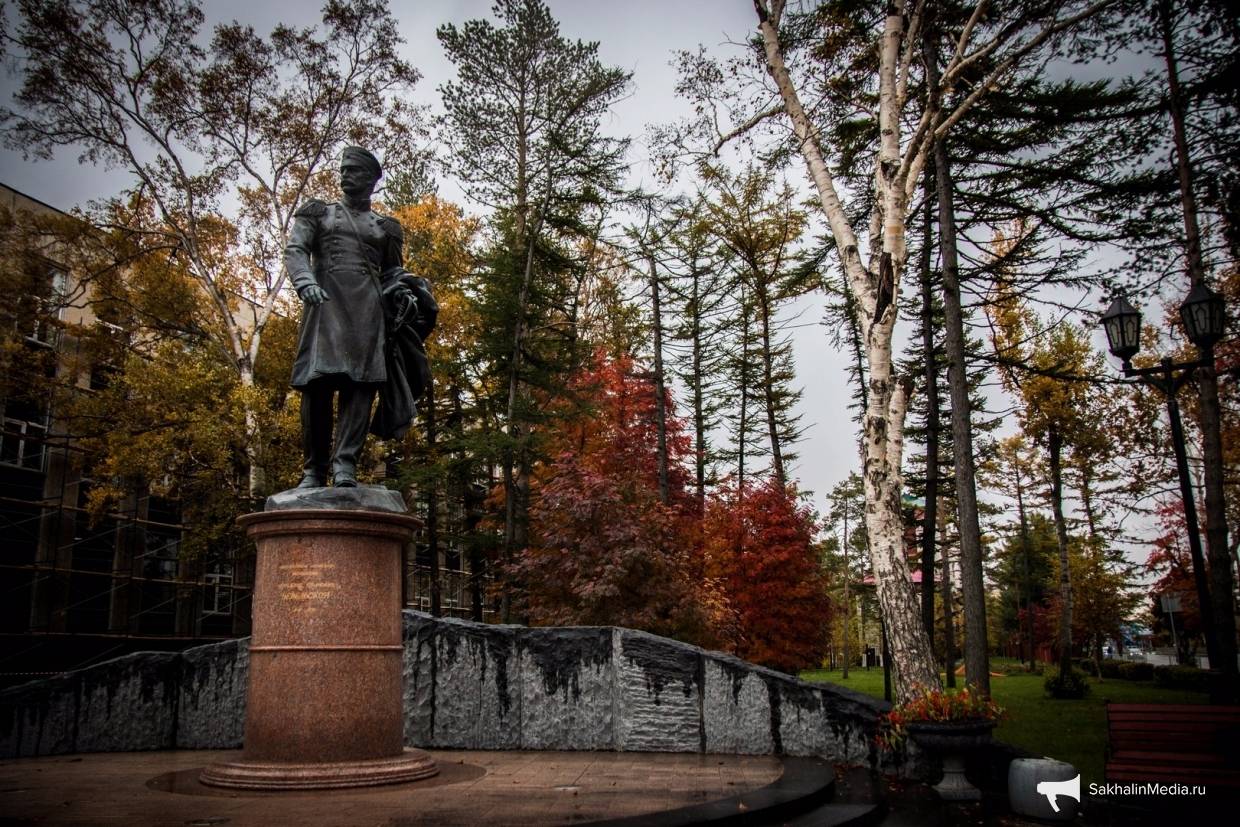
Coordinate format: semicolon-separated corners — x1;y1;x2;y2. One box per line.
201;486;437;790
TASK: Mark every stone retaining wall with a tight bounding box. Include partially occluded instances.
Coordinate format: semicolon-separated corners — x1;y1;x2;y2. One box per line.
403;614;891;767
1;612;909;773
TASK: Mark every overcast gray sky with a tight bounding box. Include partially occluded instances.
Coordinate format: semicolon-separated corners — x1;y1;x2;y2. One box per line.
0;0;864;513
0;1;1162;545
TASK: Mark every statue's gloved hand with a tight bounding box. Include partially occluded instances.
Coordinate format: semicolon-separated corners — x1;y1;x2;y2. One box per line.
392;286;417;329
298;284;330;306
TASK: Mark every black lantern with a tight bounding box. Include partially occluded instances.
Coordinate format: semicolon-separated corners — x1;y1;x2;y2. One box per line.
1178;281;1226;351
1101;294;1142;363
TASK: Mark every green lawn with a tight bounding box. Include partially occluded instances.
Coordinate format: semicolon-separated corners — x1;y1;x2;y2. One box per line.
801;660;1209;783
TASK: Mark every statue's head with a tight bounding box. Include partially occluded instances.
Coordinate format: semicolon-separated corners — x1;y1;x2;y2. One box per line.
339;146;382;200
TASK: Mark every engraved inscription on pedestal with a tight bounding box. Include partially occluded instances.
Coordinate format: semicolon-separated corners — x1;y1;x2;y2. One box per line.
277;563;340;615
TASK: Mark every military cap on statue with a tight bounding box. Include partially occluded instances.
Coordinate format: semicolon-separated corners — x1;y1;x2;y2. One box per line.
341;145;382;178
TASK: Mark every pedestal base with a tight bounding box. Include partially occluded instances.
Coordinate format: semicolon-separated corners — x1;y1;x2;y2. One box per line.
931;754;981;801
202;497;431;792
200;748;438;790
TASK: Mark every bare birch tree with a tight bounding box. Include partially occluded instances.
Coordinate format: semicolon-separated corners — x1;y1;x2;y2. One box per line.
1;0;427;494
661;0;1113;698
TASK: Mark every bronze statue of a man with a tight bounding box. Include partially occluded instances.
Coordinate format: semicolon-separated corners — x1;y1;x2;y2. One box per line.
284;147;436;489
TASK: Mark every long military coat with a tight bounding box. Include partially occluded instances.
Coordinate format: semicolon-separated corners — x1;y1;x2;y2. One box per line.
284;199;404;389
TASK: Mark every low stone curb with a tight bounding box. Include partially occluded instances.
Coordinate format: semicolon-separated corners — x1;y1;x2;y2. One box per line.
590;756;845;826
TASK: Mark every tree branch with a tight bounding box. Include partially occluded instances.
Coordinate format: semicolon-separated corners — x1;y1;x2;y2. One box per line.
935;0;1118;142
712;104;786;154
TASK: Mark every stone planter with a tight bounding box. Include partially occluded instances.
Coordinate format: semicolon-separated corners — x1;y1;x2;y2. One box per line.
906;720;996;801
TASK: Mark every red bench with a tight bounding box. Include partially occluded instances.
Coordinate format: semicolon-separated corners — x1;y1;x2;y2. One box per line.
1105;703;1240;788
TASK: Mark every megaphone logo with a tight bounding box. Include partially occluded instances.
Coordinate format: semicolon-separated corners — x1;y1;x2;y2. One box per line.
1035;774;1081;813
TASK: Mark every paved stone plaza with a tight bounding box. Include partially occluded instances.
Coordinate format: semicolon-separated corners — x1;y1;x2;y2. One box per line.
0;749;786;826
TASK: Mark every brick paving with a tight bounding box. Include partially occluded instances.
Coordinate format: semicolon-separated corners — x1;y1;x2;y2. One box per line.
0;750;784;826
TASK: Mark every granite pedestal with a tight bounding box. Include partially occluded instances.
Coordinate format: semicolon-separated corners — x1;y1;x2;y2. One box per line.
201;486;437;790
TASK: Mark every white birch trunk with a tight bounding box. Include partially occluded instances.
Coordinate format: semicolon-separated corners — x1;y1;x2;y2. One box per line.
238;365;266;497
754;0;938;699
185;251;268;498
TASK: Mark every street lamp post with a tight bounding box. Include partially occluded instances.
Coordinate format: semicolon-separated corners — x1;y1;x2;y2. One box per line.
1101;286;1236;699
1160;593;1183;665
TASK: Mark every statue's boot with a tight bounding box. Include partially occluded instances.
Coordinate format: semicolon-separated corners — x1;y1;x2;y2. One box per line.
299;381;333;490
330;382;376;490
296;471;326;489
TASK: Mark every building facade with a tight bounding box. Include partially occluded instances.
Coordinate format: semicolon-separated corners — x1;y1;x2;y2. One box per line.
0;183;499;686
0;184;254;686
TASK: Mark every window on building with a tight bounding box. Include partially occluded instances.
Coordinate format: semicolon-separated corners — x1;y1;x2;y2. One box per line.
414;541;432;568
88;363;117;392
15;265;67;348
136;529;180;636
87;321;127;391
0;397;48;471
203;562;234;617
142;530;180;581
445;544;462;572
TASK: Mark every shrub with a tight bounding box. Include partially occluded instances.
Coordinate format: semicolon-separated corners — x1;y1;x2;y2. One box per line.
1098;660;1122;679
1073;658;1099;677
1094;659;1155;681
1116;661;1154;681
1153;665;1211;691
1044;665;1091;699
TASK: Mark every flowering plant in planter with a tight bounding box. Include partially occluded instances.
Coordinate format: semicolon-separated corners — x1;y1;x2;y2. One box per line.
876;687;1004;750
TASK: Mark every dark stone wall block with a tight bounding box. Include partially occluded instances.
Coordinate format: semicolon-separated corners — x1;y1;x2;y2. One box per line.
615;629;703;752
0;652;179;757
517;626;615;750
176;638;249;749
403;612;521;749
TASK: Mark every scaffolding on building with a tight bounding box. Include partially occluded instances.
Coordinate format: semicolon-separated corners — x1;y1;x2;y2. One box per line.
1;182;498;687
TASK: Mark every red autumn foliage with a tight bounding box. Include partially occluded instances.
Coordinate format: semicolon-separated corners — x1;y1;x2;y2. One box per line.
1014;603;1054;657
516;352;717;643
700;476;831;674
516;351;832;664
1145;498;1204;658
546;350;697;512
